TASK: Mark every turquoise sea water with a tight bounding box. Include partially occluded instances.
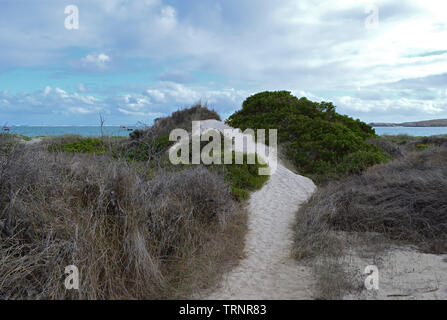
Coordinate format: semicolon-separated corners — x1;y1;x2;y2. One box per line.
373;127;447;136
3;126;138;137
2;125;447;138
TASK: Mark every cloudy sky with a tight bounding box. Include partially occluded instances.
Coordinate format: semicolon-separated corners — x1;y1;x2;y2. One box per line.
0;0;446;125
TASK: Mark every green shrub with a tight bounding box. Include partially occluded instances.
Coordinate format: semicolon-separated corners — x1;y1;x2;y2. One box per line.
129;129;145;140
186;137;270;201
229;186;250;201
49;137;107;154
226;91;387;182
336;149;389;175
0;142;15;154
220;153;269;201
187;130;270;200
416;144;430;150
0;133;17;154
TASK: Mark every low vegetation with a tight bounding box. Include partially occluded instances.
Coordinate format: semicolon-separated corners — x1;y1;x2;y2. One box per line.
0;133;16;153
48;137;108;154
294;134;447;299
0;133;32;142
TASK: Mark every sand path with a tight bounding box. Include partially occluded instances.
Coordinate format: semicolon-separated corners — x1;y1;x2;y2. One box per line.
191;120;317;299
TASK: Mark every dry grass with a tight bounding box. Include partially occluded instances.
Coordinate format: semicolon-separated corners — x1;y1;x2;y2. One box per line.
294;145;447;299
312;257;356;300
327;147;447;253
130;102;221;141
153;102;220;133
367;137;404;158
0;141;246;299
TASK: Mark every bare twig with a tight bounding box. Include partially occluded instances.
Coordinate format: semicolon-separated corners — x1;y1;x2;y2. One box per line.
99;113;105;138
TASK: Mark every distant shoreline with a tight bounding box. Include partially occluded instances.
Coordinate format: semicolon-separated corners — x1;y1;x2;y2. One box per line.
370;118;447;127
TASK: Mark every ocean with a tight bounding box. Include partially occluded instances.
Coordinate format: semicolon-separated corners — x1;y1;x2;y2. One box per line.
373;127;447;136
2;125;447;137
3;126;138;137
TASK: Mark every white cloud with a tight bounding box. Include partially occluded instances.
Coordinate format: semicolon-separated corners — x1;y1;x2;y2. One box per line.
2;0;446;90
118;108;163;117
146;89;166;103
106;82;250;120
54;88;69;98
143;82;249;113
422;101;443;114
68;107;94;115
158;6;177;31
81;53;111;69
331;94;447;122
2;0;447;123
0;87;104;117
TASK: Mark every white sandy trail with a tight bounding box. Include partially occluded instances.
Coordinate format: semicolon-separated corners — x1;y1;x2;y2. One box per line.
189;120;317;299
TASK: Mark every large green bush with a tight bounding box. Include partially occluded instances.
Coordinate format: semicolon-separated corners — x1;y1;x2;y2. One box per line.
226;91;387;182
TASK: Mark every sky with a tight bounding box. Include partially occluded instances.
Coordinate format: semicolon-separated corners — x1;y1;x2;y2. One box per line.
0;0;446;125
